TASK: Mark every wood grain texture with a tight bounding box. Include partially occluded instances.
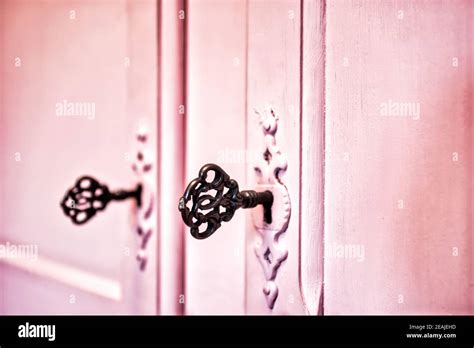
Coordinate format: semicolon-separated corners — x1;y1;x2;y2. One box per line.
300;0;325;315
324;0;473;314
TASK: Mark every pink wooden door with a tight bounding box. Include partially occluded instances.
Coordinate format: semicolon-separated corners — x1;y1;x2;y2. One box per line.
324;0;473;315
1;0;472;316
0;0;158;314
185;0;472;315
185;0;323;315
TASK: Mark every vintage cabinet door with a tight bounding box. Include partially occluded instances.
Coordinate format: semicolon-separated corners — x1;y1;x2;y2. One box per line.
185;0;472;315
1;0;471;316
0;0;158;314
324;0;473;315
185;0;249;314
185;0;324;315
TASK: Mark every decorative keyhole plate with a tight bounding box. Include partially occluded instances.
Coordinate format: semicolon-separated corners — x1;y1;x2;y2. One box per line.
252;108;291;310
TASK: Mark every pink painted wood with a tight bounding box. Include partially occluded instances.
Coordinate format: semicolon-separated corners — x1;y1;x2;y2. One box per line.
1;0;472;316
158;0;186;315
324;0;473;314
245;0;306;314
185;0;248;314
0;0;158;314
184;0;473;315
183;0;324;315
300;0;326;315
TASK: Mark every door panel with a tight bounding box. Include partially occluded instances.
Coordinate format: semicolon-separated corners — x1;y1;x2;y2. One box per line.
324;0;473;314
185;0;324;315
1;0;471;316
300;0;325;315
185;0;247;314
0;0;157;314
245;0;305;314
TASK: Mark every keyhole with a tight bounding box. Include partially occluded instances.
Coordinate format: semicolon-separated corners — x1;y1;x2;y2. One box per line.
263;203;272;224
263;148;272;164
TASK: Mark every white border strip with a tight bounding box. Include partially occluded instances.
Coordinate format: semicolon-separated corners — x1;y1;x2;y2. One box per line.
0;255;122;301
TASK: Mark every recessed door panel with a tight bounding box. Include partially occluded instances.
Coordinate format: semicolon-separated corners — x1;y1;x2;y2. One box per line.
0;0;157;314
